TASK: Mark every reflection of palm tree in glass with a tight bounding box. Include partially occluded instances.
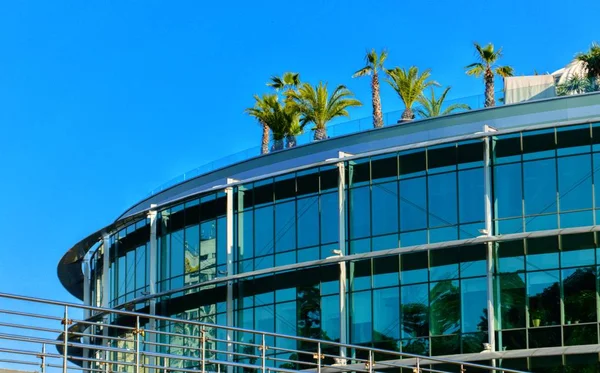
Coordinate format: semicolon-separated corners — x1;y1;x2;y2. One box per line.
430;281;460;335
402;303;428;338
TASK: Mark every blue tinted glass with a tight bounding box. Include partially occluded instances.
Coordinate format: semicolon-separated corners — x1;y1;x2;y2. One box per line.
428;172;458;227
275;302;296;343
238;210;253;260
254;206;274;256
560;211;593;228
594;153;600;209
298;247;318;262
401;252;428;285
372;181;399;235
495;218;523;235
430;280;460;335
562;248;595;268
373;234;399;251
255;305;274;332
558;154;592;211
430;249;459;281
321;295;340;341
429;226;458;243
297;197;319;248
171;230;184;279
320;193;338;244
401;284;429;338
400;230;427;247
275;251;295;266
349;186;371;239
527;270;560;326
494;163;523;219
350;238;371;254
351;291;372;344
525;214;557;232
400;177;427;231
374;287;400;340
524;159;557;215
350;260;371;291
459;223;482;239
461;278;487;333
254;255;274;271
275;201;296;253
458;168;484;223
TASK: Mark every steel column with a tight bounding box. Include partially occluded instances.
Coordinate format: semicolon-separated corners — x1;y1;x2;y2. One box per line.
225;181;235;372
483;125;496;352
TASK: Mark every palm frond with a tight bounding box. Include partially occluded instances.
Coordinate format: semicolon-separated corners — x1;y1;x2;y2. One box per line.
495;65;514;78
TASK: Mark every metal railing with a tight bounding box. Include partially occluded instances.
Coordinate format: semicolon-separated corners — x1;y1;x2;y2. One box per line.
0;292;529;373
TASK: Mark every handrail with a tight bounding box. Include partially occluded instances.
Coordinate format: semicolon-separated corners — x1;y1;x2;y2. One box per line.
0;291;530;373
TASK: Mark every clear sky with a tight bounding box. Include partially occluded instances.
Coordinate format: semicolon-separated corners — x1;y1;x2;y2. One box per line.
0;0;598;304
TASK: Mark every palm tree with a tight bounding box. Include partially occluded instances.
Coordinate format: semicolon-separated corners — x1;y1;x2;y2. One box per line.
291;82;362;141
576;42;600;83
267;72;301;100
246;94;298;151
465;42;514;107
353;49;387;128
386;66;438;122
285;121;303;148
414;87;471;118
245;94;275;154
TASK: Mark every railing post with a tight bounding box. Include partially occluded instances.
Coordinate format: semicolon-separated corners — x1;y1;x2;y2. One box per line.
414;357;420;373
39;343;46;373
62;305;70;373
201;328;206;373
261;334;266;373
367;350;373;373
317;342;322;373
135;316;141;373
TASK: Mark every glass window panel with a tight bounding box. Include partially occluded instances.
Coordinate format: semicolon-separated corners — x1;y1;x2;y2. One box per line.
458;168;484;223
274;174;296;202
254;206;274;257
429;226;458;243
373;234;399;251
561;210;593;228
498;329;526;351
239;184;254;210
319;166;338;192
497;273;526;329
297;285;321;339
255;305;274;333
373;255;399;288
428;172;458;227
497;240;525;273
401;284;429;338
296;169;319;197
297;197;319;248
171;230;184;279
321;295;340;341
275;201;296;253
430;249;459;282
428;145;457;172
561;233;595;268
399;177;427;231
430;335;459;356
522;129;556;160
399;150;426;178
496;218;523;235
460;245;486;278
564;324;598;346
126;249;135;296
348;159;370;187
372;181;399;236
275;302;296;349
457;141;484;168
459;222;481;239
528;270;560;327
350;238;370;255
349;186;371;239
461;278;487;333
275;251;295;267
558;154;592;211
557;125;591;156
528;326;561;348
350;291;372;344
525;213;558;232
184;225;199;273
371;154;398;182
563;267;596;323
401;251;428;285
253;179;274;207
254;255;274;271
493;133;521;164
350;260;371;291
430;280;460;335
523;159;557;215
401;338;429;356
238;210;253;260
400;230;427;247
374;287;400;341
298;246;318;262
462;332;487;353
526;236;559;271
320;193;338;244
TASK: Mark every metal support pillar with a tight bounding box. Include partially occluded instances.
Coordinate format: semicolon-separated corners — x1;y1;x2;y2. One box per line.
101;233;110;355
483;125;496;352
148;206;158;373
225;181;236;373
82;256;91;371
337;154;348;360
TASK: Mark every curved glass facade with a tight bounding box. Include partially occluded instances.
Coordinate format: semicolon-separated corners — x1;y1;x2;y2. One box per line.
87;121;600;368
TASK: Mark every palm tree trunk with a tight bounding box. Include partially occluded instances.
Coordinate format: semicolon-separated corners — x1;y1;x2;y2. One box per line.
285;135;297;148
399;107;414;123
484;70;495;107
372;72;384;128
261;123;270;154
314;127;327;141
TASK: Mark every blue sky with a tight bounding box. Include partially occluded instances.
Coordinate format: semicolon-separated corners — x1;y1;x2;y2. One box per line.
0;0;598;304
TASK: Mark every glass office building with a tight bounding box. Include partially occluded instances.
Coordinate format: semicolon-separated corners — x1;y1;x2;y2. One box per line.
59;93;600;372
